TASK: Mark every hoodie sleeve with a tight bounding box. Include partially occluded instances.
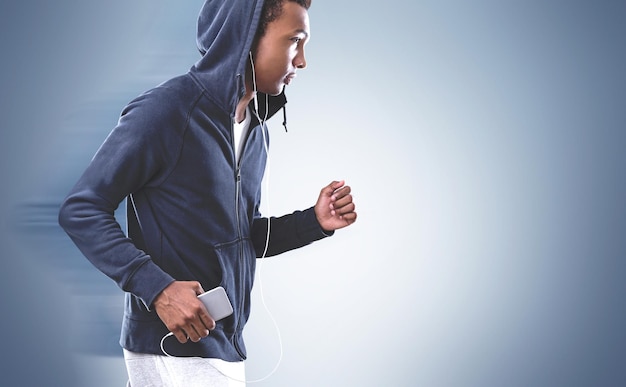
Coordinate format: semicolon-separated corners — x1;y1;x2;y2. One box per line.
251;207;333;258
58;89;186;309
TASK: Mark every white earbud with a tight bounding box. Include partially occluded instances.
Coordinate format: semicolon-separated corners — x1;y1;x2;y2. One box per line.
249;51;259;113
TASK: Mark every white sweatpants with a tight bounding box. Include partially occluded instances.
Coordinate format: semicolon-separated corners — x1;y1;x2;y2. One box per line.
124;349;246;387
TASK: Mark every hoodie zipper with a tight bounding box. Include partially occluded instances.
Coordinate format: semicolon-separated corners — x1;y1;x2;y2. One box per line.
233;118;247;359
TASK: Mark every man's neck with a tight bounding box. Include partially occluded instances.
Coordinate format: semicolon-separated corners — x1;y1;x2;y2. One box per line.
235;88;255;123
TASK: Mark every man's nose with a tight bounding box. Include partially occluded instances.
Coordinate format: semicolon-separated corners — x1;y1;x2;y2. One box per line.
295;49;307;69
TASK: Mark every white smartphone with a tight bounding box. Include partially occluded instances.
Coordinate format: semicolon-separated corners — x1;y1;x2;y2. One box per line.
197;286;234;321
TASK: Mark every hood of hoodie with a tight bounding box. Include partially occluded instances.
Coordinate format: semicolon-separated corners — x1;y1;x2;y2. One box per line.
191;0;287;119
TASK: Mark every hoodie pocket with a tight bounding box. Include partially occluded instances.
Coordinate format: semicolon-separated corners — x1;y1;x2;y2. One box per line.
213;238;257;333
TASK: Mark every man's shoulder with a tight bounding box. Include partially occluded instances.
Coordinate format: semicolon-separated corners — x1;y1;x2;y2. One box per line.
146;74;204;107
122;74;205;122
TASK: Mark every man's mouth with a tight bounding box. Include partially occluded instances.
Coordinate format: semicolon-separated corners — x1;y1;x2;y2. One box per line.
284;74;296;85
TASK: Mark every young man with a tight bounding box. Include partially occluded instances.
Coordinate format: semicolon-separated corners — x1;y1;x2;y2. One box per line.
58;0;356;385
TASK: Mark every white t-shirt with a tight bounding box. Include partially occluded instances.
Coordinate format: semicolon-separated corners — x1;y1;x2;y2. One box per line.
124;349;246;386
233;106;251;163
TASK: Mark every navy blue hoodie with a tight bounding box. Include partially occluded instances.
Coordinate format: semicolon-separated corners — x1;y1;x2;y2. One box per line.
58;0;327;361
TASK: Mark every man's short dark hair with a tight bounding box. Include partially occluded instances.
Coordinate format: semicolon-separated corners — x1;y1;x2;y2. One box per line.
256;0;311;41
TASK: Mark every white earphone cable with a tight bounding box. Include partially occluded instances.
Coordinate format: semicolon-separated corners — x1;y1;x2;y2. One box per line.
246;50;284;384
160;52;283;384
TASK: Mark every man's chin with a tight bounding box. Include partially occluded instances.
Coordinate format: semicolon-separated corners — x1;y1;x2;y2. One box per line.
267;85;285;96
257;84;285;97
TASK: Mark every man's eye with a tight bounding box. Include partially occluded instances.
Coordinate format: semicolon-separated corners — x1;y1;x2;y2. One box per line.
291;37;302;44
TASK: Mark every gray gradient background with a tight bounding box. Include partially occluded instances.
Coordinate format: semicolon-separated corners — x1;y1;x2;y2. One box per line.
1;1;625;386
